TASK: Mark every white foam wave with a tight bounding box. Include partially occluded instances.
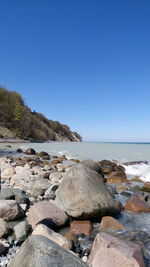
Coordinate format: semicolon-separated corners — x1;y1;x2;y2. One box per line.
124;164;150;182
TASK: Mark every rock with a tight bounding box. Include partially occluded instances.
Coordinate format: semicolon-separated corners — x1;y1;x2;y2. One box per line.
70;220;92;236
124;197;150;213
0;243;6;256
0;218;9;237
24;148;36;155
0;200;24;221
44;184;59;199
38;151;50;160
130;185;142;193
8;235;86;267
27;201;68;229
99;160;125;174
12;188;30;205
107;171;127;184
130;177;144;183
88;232;144;267
32;224;72;250
57;163;70;172
1;167;15;180
81;159;103;175
123;161;148;166
49;172;62;183
17;148;23;153
31;179;51;197
54;164;120;219
0;186;15;200
142;182;150;192
14;220;30;241
99;216;126;232
74;235;94;257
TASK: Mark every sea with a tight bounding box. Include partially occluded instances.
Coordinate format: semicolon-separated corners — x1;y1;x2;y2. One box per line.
0;142;150;182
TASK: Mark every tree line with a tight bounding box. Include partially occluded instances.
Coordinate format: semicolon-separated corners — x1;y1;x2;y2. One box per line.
0;87;82;142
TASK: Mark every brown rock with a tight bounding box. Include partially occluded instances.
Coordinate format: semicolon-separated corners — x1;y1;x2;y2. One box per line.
107;171;127;184
24;148;36;155
0;200;24;221
123;161;148;166
32;224;72;250
88;232;144;267
38;151;50;160
64;231;77;242
27;201;68;228
99;216;125;232
124;197;150;213
70;220;92;236
142;182;150;192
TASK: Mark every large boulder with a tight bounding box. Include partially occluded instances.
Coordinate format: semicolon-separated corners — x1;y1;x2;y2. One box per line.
27;201;68;228
0;200;24;221
54;164;120;219
8;235;86;267
88;232;144;267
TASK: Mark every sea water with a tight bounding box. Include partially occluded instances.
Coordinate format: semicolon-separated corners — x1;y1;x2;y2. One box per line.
0;142;150;182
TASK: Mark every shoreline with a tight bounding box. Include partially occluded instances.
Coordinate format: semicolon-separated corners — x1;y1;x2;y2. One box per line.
0;149;150;266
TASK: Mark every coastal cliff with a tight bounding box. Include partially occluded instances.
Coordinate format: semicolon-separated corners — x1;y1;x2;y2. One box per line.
0;87;82;142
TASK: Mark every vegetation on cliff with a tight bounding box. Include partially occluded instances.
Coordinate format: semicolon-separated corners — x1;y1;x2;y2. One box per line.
0;87;82;142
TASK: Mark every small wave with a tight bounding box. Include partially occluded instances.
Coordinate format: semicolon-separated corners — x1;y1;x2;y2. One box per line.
124;164;150;182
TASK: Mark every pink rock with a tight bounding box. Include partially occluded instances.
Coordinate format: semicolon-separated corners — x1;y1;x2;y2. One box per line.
88;232;144;267
27;201;68;228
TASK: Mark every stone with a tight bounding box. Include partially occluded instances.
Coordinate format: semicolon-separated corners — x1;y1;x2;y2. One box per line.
17;148;23;153
14;220;30;241
8;235;86;267
0;186;15;200
12;188;30;205
24;148;36;155
70;220;92;236
0;218;9;237
44;184;59;199
142;182;150;192
31;179;51;197
10;172;34;192
123;161;148;166
99;160;125;174
49;172;62;183
32;224;72;250
130;185;142;193
38;151;50;160
0;200;24;221
99;216;126;232
0;243;6;256
1;167;15;180
124;197;150;213
81;159;103;175
27;201;68;229
54;164;120;219
107;171;127;184
88;232;144;267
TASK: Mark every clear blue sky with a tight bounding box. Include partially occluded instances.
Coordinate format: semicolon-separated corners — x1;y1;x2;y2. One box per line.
0;0;150;142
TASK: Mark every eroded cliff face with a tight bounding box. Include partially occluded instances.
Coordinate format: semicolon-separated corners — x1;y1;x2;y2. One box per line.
0;87;82;142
